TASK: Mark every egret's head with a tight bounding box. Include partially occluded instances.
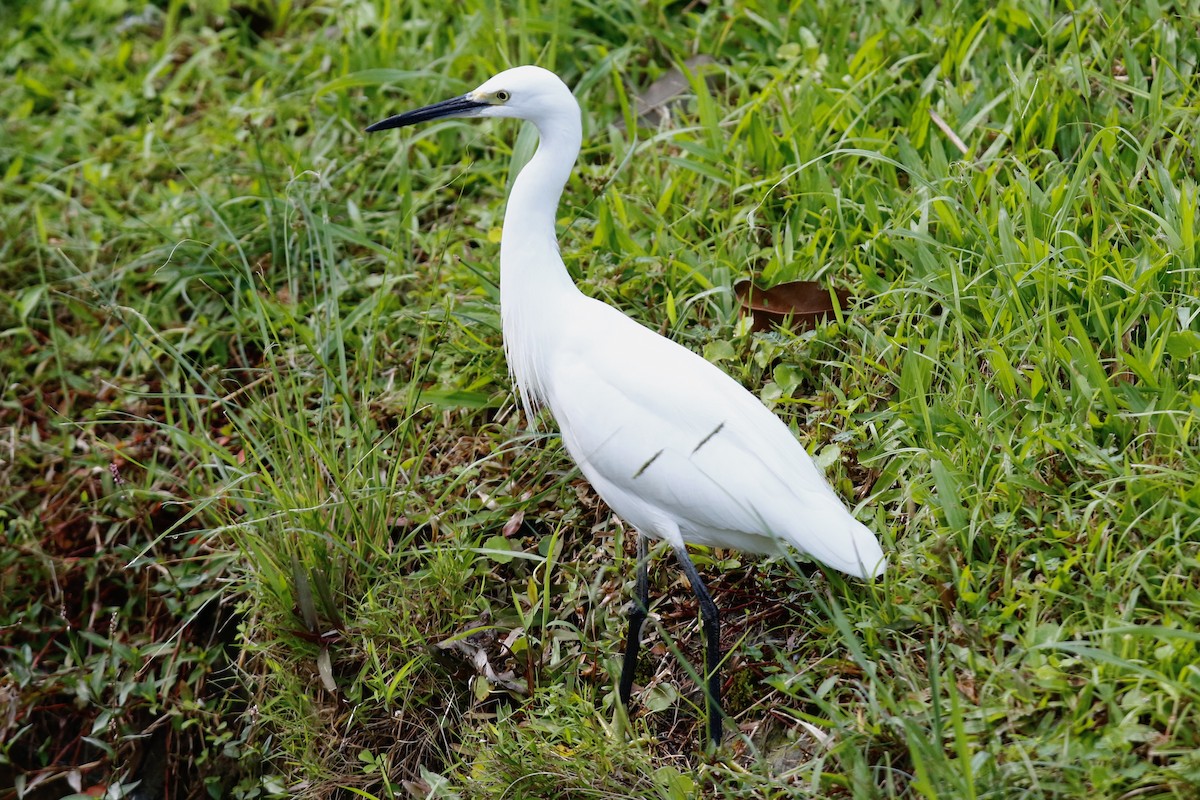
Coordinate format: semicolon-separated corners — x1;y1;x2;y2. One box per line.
366;65;577;133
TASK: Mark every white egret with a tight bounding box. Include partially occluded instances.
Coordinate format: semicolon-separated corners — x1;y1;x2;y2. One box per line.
367;65;885;745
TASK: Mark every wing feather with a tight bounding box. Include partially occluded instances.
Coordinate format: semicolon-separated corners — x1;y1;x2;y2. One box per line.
541;300;884;578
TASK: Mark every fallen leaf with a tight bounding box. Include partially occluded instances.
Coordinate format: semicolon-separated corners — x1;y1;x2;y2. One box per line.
734;279;852;332
617;55;717;131
316;647;337;693
437;628;527;694
501;509;525;537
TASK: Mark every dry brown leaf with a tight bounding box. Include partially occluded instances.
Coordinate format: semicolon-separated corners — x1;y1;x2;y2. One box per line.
733;279;852;332
616;55;717;130
501;509;525;538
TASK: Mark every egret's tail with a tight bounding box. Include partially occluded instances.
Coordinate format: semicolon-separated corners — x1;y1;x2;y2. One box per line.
839;518;886;580
790;513;886;580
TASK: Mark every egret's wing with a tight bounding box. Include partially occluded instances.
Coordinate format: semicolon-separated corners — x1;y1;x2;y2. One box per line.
542;302;884;578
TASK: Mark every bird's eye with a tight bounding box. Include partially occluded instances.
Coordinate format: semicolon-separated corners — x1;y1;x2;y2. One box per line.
494;90;510;102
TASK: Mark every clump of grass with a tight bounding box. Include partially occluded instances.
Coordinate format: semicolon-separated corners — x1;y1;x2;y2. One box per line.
446;684;689;800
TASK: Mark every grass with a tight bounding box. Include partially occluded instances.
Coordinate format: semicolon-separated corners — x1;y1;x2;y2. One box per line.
2;0;1199;797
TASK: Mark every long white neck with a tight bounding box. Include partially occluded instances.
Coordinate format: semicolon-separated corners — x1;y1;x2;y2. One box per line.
499;105;583;420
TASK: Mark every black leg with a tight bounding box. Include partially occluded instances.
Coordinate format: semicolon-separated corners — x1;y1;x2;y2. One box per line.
673;545;722;746
618;533;649;708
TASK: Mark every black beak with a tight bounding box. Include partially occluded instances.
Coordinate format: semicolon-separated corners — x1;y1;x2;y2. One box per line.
366;95;488;132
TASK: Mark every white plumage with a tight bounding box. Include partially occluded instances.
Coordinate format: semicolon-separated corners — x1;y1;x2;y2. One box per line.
544;296;883;573
368;65;885;745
